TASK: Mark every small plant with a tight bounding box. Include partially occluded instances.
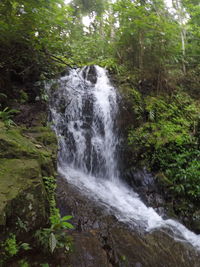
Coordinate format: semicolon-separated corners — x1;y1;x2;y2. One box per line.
37;177;73;254
4;234;19;257
0;107;19;127
1;233;31;261
1;234;30;262
16;217;28;232
35;209;73;253
18;259;29;267
43;176;57;214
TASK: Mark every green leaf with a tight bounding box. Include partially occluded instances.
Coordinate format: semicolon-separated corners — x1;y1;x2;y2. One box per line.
49;232;57;253
62;222;74;229
20;243;31;251
61;215;73;221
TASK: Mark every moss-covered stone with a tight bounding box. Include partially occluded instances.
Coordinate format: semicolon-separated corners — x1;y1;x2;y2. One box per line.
23;126;57;151
0;121;57;232
0;159;48;228
0;122;51;159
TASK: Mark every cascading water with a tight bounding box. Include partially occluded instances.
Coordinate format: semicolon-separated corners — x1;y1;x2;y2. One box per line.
49;65;200;251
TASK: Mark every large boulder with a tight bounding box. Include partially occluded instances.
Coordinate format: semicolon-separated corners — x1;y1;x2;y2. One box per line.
0;121;56;231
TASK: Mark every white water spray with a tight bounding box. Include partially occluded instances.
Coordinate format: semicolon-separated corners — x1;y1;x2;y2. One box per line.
49;65;200;250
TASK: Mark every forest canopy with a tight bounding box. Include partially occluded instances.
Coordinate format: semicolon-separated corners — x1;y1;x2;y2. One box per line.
0;0;199;91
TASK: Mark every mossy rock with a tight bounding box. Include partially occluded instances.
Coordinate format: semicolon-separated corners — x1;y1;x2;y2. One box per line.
0;121;57;232
35;130;57;146
23;126;57;149
0;122;51;159
0;122;56;175
0;159;48;229
22;126;57;157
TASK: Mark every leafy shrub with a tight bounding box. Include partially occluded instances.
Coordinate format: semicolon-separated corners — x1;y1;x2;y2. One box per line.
38;176;73;253
4;234;19;257
43;176;57;215
1;233;31;261
152;146;200;200
35;210;73;254
0;107;19;127
128;90;200;200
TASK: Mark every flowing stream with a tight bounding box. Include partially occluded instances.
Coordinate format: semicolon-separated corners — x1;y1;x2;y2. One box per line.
48;65;200;251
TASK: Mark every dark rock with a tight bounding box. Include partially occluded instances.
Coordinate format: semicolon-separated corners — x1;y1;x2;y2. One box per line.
191;210;200;234
123;168;166;216
14;102;47;127
82;65;97;84
56;176;200;267
60;68;70;77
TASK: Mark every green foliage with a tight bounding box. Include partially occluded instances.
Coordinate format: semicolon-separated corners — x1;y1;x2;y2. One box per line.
1;233;31;260
0;107;19;127
16;217;28;232
35;210;73;254
38;176;73;254
0;0;74;99
71;0;108;16
4;234;19;257
0;0;199;98
99;58;124;74
129;91;198;148
43;176;57;215
152;147;200;199
66;0;199;94
128;89;200;200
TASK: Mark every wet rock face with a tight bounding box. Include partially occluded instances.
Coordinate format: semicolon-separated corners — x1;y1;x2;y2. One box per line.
56;176;200;267
192;210;200;234
83;65;97;84
123;168;166;216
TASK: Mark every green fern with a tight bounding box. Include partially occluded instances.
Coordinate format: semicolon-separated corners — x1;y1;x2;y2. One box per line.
0;107;19;127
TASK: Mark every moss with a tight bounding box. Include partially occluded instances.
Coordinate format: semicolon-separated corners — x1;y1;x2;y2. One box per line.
35;131;57;146
22;126;57;154
0;158;48;227
0;121;57;231
0;122;52;159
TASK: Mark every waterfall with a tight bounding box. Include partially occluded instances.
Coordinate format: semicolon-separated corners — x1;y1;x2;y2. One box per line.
49;65;200;250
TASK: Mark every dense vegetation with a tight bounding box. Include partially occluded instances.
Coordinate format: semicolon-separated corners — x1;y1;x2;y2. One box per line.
0;0;200;262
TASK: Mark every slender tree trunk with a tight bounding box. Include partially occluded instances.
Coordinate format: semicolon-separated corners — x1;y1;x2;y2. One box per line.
172;0;186;74
139;31;144;71
181;28;186;74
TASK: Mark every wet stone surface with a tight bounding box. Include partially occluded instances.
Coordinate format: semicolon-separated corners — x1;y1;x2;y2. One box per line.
57;176;200;267
124;169;165;209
